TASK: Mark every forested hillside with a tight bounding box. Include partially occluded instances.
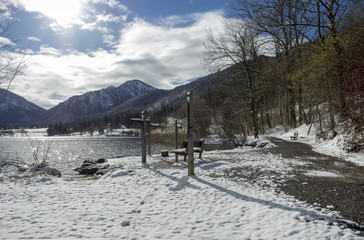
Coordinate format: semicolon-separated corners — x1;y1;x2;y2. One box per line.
193;0;363;150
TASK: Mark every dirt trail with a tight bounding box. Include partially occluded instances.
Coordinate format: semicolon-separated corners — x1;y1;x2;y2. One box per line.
264;137;364;226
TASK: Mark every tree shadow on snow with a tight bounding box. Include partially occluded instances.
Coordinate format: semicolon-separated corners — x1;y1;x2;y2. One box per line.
194;160;227;171
143;164;201;191
191;175;338;223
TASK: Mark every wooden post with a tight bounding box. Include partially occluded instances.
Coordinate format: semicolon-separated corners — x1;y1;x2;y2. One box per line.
175;120;178;149
187;92;194;176
174;120;182;162
141;111;147;163
175;120;178;162
131;113;160;163
147;117;151;156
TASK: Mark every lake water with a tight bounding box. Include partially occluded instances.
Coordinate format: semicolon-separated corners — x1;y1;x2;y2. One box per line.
0;136;234;177
0;137;169;177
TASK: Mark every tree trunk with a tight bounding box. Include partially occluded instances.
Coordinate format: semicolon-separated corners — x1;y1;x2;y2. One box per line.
289;90;297;129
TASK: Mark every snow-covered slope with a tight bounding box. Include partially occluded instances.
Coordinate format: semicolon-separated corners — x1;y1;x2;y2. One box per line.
0;89;46;126
36;80;157;124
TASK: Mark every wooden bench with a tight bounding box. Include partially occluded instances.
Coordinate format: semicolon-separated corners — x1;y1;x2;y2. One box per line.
290;131;298;140
161;150;169;157
171;140;204;162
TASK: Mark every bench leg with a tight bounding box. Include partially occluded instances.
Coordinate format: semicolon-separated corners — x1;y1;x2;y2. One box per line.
183;155;187;162
199;152;202;159
175;154;178;163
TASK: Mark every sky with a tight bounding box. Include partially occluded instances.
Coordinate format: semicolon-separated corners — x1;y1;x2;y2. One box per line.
2;0;229;109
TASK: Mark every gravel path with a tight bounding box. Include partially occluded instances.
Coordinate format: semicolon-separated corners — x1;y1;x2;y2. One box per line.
263;137;364;228
152;138;364;234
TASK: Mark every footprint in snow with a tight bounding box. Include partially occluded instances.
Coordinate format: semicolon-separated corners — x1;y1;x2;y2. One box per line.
129;209;141;214
121;220;130;227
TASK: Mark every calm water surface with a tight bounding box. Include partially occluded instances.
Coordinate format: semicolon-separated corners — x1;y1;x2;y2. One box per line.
0;137;168;177
0;136;235;177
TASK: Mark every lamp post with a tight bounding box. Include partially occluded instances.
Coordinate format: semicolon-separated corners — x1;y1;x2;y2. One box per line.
187;92;194;176
141;111;147;163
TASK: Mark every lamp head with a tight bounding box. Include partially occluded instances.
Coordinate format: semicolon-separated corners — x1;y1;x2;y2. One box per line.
187;91;191;103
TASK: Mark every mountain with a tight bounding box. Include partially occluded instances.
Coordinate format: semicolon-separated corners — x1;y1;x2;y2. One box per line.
0;73;225;127
0;89;46;126
35;80;157;125
102;72;222;117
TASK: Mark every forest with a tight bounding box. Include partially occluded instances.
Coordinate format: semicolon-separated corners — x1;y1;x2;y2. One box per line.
199;0;364;150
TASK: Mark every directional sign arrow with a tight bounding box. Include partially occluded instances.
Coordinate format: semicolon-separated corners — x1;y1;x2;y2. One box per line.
131;118;142;123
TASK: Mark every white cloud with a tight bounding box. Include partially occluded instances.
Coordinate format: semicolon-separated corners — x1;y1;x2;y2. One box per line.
114;11;225;87
12;11;226;109
158;15;192;27
0;1;16;20
12;0;129;33
81;13;126;32
0;36;15;47
38;45;63;56
86;0;128;11
79;1;129;33
102;34;116;45
27;36;42;42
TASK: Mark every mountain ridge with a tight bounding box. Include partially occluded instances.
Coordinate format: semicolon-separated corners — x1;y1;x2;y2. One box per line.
0;89;46;126
0;73;224;126
34;79;157;125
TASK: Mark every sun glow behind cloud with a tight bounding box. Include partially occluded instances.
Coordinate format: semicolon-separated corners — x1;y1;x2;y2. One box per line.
18;0;82;28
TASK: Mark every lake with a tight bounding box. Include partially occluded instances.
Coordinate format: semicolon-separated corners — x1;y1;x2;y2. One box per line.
0;136;235;177
0;137;167;177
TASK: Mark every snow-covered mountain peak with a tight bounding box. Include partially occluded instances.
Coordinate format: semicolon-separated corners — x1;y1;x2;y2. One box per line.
36;80;158;124
0;89;46;126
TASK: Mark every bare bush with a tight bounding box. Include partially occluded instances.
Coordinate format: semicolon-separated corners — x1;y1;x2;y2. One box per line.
28;134;52;163
0;156;27;173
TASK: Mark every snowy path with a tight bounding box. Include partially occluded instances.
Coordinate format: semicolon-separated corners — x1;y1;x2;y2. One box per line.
262;137;364;226
1;151;363;239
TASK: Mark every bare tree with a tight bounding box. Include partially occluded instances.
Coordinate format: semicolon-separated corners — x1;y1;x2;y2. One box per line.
230;0;317;129
0;1;25;104
203;18;264;139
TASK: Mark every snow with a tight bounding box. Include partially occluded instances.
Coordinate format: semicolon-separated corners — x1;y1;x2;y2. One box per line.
303;170;343;178
268;124;364;167
1;124;363;239
1;146;362;239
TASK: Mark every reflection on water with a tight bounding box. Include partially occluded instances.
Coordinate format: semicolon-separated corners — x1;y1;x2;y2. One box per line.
0;137;235;177
0;137;166;177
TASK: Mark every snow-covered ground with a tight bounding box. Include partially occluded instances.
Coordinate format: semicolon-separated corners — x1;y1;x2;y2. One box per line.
266;124;364;167
1;124;363;239
1;143;363;239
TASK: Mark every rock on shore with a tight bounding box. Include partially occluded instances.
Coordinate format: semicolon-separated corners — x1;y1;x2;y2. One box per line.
74;158;110;175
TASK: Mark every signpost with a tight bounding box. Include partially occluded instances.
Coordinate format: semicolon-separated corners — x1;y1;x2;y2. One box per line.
174;120;183;149
131;112;160;163
174;120;183;162
131;111;147;163
147;117;160;156
187;92;194;176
